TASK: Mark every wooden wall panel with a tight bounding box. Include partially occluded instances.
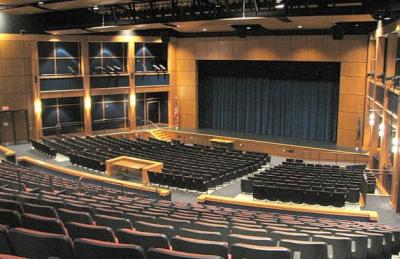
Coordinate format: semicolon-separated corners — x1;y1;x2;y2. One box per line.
173;35;369;147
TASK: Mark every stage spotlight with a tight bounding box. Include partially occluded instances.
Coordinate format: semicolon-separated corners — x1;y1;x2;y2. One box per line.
113;65;122;71
152;64;161;72
159;64;167;72
95;66;105;71
67;66;76;75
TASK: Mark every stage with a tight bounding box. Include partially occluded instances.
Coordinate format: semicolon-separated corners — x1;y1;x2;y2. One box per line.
161;127;369;163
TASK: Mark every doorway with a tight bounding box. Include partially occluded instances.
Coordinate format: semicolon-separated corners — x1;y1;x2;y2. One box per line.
0;110;30;145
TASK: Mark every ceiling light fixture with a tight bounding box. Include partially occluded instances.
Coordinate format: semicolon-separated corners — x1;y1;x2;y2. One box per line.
246;26;251;30
38;1;44;5
93;5;99;10
297;25;302;29
202;28;207;32
275;4;285;9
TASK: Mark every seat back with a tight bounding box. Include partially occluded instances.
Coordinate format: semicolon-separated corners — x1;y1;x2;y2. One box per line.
74;238;145;259
171;236;228;259
335;233;367;259
0;209;21;228
231;226;267;237
158;217;192;230
9;228;74;259
313;235;351;259
0;198;23;214
193;222;229;241
147;247;224;259
116;229;169;251
228;234;274;249
231;244;290;259
57;208;94;225
179;228;223;242
270;231;310;244
22;203;58;219
134;221;175;238
94;214;133;232
125;213;157;224
0;225;12;254
21;213;66;235
66;222;116;242
279;239;328;259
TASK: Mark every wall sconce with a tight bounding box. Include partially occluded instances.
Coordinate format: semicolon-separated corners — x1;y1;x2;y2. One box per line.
34;99;42;114
392;137;399;153
369;113;375;126
130;94;136;106
84;96;91;110
378;123;385;137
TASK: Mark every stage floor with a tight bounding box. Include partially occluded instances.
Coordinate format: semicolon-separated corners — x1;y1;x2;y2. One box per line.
167;128;367;154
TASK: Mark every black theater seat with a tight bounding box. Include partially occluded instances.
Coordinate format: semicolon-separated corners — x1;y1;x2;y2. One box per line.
0;209;21;228
22;203;58;219
94;214;133;232
9;228;74;259
74;238;145;259
231;244;290;259
228;234;274;248
134;221;175;238
57;208;94;225
0;225;12;255
21;213;66;235
171;236;228;259
279;239;328;259
147;248;224;259
66;222;116;242
116;229;170;251
179;228;223;242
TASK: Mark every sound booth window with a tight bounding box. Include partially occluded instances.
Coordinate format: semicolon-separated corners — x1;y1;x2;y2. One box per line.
41;97;83;136
89;42;128;75
38;41;81;76
91;94;129;131
135;43;168;73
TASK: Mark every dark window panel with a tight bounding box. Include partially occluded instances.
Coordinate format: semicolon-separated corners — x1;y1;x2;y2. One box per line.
39;59;55;75
56;59;80;75
89;42;102;57
38;42;54;58
55;42;80;58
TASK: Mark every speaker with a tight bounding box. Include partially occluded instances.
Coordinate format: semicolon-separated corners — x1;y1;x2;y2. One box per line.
331;25;343;40
161;33;170;43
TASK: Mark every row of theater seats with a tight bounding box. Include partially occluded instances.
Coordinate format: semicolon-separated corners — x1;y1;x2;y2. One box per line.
0;160;398;259
241;159;366;207
0;174;399;259
40;135;269;191
29;139;56;158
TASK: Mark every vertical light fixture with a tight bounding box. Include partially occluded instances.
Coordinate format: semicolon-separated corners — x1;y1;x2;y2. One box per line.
34;99;42;114
84;96;91;110
369;112;375;126
378;123;385;137
392;136;399;153
130;93;136;107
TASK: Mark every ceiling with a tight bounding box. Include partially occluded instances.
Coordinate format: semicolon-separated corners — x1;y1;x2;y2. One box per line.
0;0;398;35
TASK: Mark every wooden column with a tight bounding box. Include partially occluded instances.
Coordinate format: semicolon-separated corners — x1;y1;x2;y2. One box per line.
168;38;177;128
31;40;42;140
128;40;136;131
81;38;92;135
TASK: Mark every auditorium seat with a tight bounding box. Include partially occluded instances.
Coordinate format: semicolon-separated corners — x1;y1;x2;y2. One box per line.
57;208;94;225
116;229;170;251
0;209;21;228
313;235;352;259
134;221;175;238
0;199;23;214
94;214;133;232
230;226;268;237
193;222;229;241
270;231;310;244
9;228;74;259
125;213;157;224
0;254;27;259
158;217;192;230
171;236;228;259
279;239;328;259
0;225;12;255
228;234;274;248
74;238;145;259
21;213;66;235
335;233;368;259
22;203;58;219
66;222;116;242
147;248;224;259
231;244;290;259
179;228;223;242
355;231;384;259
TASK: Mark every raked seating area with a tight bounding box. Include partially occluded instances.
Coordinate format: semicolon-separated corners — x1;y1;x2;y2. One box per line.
0;160;398;258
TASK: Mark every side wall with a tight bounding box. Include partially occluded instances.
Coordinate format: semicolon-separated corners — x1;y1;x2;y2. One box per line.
172;35;369;147
0;38;35;140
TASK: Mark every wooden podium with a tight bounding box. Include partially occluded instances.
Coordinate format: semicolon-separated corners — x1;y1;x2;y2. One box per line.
106;156;163;185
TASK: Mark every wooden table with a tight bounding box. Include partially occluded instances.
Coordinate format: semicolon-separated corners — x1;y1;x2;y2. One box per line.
106;156;163;185
209;138;235;149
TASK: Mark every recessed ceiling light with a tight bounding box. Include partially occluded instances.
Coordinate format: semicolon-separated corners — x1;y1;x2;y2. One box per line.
297;25;302;29
276;4;284;9
384;17;391;21
355;24;359;27
176;25;181;28
93;5;99;10
246;26;251;30
202;28;207;32
38;1;44;4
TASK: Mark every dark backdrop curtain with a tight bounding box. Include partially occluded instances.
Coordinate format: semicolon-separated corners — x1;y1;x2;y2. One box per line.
198;60;340;143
